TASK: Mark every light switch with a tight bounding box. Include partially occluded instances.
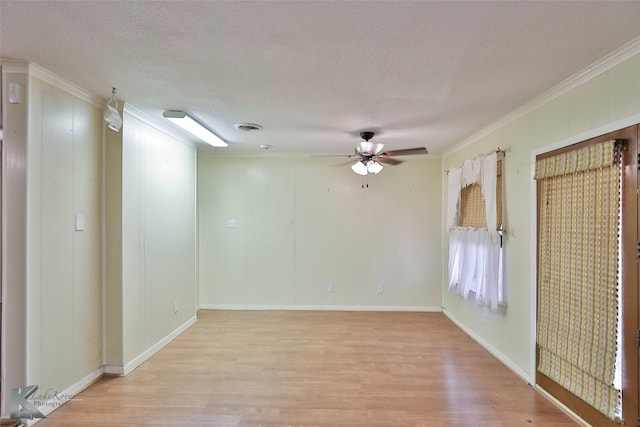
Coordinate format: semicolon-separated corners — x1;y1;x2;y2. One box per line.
8;82;24;104
227;219;237;228
75;214;85;231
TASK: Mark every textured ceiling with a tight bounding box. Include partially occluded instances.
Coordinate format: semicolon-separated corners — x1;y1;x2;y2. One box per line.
2;1;640;155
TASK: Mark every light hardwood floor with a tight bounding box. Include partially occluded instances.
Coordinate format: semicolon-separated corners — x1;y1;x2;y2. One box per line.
37;310;576;426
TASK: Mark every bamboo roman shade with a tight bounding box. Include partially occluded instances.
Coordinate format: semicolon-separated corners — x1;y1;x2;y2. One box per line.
535;139;621;421
460;158;503;228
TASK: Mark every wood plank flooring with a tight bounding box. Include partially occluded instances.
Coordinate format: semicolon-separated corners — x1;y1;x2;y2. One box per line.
37;310;576;426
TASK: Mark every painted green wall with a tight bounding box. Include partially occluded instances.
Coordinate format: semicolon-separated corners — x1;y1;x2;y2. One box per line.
119;110;198;367
2;66;29;417
198;156;442;309
12;44;640;419
442;50;640;379
26;77;103;393
24;75;198;403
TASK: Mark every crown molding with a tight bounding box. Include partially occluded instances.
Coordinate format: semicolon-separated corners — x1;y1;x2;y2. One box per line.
444;35;640;157
28;63;105;108
0;60;28;74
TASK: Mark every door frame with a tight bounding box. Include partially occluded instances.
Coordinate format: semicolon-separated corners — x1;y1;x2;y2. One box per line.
532;125;639;426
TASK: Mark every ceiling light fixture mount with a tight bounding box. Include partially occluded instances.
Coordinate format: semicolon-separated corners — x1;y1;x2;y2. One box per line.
360;131;375;141
163;111;228;147
103;87;122;132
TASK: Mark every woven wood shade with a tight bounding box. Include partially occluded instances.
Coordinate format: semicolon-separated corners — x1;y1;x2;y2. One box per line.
535;139;620;421
459;158;502;228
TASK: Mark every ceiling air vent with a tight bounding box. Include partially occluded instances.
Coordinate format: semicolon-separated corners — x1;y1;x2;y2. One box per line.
235;122;263;132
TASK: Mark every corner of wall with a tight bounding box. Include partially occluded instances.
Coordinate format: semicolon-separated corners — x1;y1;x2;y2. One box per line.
1;65;29;417
104;123;124;368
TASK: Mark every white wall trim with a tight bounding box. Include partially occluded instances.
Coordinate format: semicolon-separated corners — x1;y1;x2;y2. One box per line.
28;63;104;108
2;67;29;418
199;304;442;312
102;365;124;376
444;35;640;157
35;366;104;418
123;103;197;149
531;112;640;158
526;115;640;390
105;315;197;376
0;62;29;74
535;386;590;427
530;150;538;386
442;308;531;384
100;119;108;369
194;149;200;326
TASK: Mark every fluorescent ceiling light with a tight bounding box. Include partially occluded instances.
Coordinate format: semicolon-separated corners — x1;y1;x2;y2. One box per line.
163;110;228;147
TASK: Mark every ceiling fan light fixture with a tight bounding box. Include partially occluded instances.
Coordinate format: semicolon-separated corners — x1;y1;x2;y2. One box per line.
351;161;368;176
163;110;228;147
367;160;383;175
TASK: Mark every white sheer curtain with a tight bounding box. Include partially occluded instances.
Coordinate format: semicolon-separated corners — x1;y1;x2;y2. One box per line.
447;152;504;309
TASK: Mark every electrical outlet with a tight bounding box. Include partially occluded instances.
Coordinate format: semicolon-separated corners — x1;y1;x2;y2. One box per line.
377;284;384;294
328;284;335;293
173;301;178;314
482;310;488;325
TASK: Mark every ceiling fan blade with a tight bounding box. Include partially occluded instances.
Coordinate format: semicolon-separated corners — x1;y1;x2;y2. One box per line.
311;154;353;158
335;159;359;167
383;147;428;157
377;156;403;166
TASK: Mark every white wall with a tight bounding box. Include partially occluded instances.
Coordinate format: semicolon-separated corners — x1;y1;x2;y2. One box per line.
198;156;442;310
442;48;640;380
105;106;198;371
1;65;28;417
26;76;103;397
5;66;198;411
104;118;123;368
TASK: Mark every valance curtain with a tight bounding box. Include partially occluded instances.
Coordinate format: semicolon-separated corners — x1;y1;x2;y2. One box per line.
535;139;621;421
447;152;504;309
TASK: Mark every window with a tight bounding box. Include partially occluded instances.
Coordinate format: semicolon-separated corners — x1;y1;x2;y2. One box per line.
447;151;504;308
459;157;502;228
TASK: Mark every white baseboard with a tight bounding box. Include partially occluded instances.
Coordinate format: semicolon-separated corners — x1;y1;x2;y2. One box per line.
34;366;103;419
104;315;198;376
199;304;442;312
102;365;124;375
442;308;531;384
26;317;198;423
535;385;591;427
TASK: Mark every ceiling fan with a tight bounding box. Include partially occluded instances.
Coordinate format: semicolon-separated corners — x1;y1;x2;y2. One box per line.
322;131;428;176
